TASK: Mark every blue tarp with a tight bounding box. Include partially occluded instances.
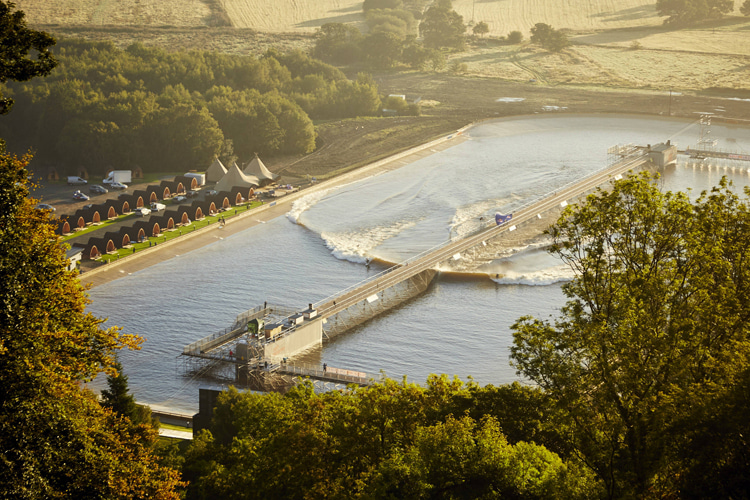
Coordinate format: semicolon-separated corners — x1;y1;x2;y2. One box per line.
495;213;513;225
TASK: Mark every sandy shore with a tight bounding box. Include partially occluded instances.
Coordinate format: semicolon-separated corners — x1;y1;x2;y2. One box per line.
80;129;470;288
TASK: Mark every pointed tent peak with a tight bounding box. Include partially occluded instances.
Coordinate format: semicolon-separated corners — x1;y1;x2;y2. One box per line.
243;154;279;182
215;163;260;193
206;157;228;183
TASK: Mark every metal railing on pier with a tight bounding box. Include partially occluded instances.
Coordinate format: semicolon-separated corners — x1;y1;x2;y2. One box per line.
278;361;378;386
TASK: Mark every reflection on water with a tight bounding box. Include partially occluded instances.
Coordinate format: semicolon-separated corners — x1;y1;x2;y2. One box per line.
87;115;750;412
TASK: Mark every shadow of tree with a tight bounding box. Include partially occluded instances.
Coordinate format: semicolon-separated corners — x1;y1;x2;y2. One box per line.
295;12;364;29
590;5;659;23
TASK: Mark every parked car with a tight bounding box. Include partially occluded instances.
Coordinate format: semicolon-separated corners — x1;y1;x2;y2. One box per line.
110;181;127;190
206;189;217;196
134;207;151;217
150;202;165;212
83;204;93;210
172;195;187;203
187;190;199;198
73;190;89;201
35;203;55;212
89;184;108;194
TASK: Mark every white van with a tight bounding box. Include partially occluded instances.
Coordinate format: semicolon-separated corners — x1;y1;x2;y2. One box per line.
150;202;166;212
67;176;87;185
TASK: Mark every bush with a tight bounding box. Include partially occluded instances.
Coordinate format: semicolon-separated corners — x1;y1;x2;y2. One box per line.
507;31;523;44
449;60;468;74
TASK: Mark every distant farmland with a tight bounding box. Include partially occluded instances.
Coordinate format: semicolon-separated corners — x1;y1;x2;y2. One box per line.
9;0;671;33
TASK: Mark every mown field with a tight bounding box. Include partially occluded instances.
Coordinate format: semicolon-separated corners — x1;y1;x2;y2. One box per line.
452;18;750;92
17;0;744;33
14;1;750;111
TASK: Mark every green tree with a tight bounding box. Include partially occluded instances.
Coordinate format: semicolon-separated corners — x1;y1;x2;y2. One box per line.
362;31;404;68
656;0;734;24
368;416;601;499
140;104;224;171
313;22;363;65
472;21;489;37
530;22;569;52
184;376;597;499
0;1;56;115
419;3;466;50
511;172;750;498
0;150;182;498
101;358;155;428
507;30;524;44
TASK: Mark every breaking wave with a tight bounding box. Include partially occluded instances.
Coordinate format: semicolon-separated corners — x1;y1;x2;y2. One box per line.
286;188;334;224
321;219;419;264
483;246;573;285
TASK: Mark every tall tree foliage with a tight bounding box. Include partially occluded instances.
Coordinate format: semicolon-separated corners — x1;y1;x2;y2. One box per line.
0;150;182;498
511;172;750;497
656;0;734;24
3;39;380;173
183;377;601;499
0;1;56;115
0;6;182;493
419;1;467;49
530;23;569;52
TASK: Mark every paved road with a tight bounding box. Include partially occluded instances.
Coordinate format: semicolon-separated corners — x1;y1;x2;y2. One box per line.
315;151;650;318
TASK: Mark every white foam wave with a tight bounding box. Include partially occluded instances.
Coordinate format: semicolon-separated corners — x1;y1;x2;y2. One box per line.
449;198;512;241
496;97;525;102
322;219;418;264
286;188;334;224
490;264;573;286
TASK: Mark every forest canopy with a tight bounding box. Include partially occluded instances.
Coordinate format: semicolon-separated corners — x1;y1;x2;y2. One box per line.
1;39;382;174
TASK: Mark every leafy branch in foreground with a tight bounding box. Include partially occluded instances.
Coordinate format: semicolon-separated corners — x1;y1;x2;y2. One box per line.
512;171;750;498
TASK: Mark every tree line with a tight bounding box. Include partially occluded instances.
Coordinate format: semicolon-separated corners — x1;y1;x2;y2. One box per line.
176;172;750;499
1;39;382;175
314;0;575;72
4;1;750;497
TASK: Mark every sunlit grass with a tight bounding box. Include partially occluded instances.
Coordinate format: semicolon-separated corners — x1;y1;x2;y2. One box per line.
97;201;262;263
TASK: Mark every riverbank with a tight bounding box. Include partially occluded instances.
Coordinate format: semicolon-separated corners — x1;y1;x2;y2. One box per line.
80;127;471;288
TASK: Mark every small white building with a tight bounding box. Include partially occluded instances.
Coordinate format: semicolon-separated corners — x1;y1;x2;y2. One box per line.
65;245;84;272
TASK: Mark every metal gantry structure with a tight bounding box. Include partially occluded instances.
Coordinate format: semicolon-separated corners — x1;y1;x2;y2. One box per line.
181;144;662;392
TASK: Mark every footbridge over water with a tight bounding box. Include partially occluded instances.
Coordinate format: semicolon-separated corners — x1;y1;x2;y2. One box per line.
181;143;661;389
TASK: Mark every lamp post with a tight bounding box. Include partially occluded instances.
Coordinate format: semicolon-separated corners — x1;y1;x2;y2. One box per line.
668;89;672;117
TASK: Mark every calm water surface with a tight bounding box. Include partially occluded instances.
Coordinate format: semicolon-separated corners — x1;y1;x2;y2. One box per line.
87;115;750;412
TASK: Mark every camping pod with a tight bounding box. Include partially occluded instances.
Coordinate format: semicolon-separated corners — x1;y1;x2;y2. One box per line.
102;231;123;250
71;209;90;229
87;205;105;224
134;220;161;238
55;216;72;236
159;179;180;198
230;186;253;205
119;225;146;245
189;200;208;220
85;235;116;259
146;185;162;203
130;191;149;209
175;175;199;191
158;214;176;231
106;197;131;214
